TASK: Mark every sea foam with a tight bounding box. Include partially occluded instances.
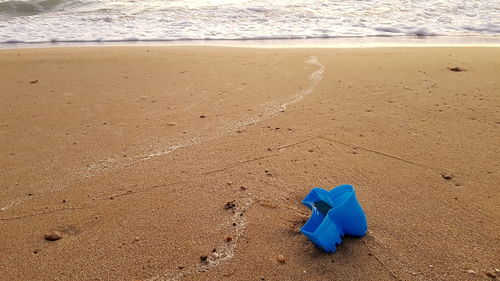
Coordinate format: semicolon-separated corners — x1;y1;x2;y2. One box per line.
0;0;499;44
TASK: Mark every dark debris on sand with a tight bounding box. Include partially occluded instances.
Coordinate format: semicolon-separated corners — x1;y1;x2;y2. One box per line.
224;200;236;210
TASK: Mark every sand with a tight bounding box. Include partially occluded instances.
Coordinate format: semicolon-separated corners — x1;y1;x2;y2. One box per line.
0;46;499;281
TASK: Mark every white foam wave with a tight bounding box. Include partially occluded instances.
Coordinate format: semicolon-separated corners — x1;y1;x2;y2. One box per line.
0;0;499;43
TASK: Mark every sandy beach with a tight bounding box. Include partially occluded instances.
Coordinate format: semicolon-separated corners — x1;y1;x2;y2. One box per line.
0;46;499;281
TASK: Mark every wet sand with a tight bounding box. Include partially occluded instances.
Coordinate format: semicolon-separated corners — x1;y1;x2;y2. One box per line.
0;46;499;281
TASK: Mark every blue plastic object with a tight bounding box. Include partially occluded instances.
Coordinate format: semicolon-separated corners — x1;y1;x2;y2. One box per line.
301;185;367;253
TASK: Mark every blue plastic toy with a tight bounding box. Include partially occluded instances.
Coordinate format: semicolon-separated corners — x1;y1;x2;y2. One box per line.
301;185;367;253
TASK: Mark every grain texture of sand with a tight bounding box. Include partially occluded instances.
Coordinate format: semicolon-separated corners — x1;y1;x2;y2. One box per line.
0;46;499;281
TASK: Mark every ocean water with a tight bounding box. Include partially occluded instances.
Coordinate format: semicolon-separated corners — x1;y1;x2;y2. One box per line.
0;0;499;44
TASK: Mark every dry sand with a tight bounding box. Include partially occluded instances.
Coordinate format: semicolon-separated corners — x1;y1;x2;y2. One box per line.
0;46;499;281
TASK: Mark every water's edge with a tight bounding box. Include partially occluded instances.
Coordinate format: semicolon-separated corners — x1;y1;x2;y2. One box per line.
1;35;499;50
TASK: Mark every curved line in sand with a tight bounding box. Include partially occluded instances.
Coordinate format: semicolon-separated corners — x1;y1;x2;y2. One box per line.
83;56;324;179
1;56;323;220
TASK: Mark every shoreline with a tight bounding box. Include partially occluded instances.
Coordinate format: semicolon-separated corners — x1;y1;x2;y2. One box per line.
1;35;500;50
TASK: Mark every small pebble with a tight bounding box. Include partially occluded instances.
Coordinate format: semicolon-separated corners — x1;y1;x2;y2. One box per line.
225;236;232;242
277;255;286;263
166;122;177;126
485;271;497;278
200;255;208;262
44;231;62;241
466;269;476;274
239;186;247;191
441;173;453;180
199;115;207;118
